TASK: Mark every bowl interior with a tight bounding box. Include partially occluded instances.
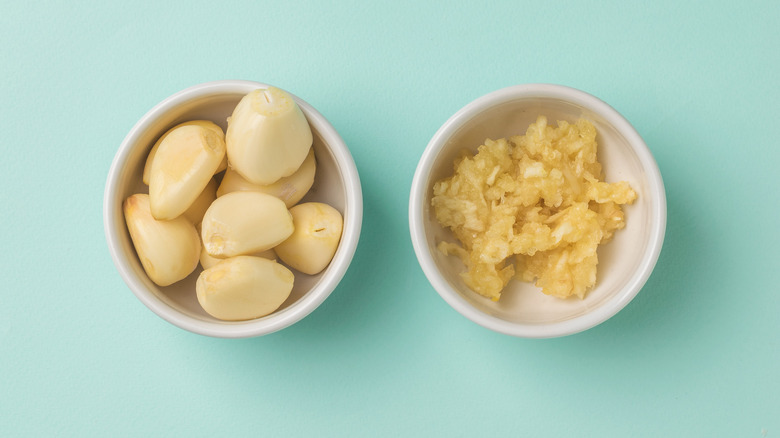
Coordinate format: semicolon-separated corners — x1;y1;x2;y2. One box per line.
107;84;350;332
419;95;657;327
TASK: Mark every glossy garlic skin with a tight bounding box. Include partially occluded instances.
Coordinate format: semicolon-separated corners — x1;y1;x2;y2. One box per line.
225;87;312;185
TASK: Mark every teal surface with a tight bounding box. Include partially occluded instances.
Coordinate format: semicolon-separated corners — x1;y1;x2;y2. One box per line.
2;1;778;436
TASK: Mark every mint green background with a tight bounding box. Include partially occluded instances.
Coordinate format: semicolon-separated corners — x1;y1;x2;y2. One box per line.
1;1;778;436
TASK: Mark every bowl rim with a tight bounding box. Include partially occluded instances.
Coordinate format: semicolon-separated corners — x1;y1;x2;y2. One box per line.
104;80;363;338
409;83;666;338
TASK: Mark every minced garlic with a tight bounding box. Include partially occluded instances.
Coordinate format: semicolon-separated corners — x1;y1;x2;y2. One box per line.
431;116;636;301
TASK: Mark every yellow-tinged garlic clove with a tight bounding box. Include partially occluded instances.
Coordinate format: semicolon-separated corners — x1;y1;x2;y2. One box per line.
274;202;343;275
123;194;200;287
201;191;293;258
149;125;226;220
216;156;228;174
199;244;275;270
183;178;217;226
199;245;222;270
216;148;316;207
196;256;294;321
225;87;313;185
143;120;225;185
253;249;277;260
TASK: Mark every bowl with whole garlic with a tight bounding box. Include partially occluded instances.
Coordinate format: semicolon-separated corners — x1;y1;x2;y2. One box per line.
409;84;666;338
105;80;362;338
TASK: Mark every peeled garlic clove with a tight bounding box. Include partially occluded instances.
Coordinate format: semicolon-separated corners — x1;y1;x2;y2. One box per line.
225;87;313;185
215;155;228;174
196;256;294;321
143;120;225;185
183;177;217;226
201;191;293;258
199;245;222;270
217;148;316;207
200;244;275;270
274;202;343;275
123;194;200;287
149;124;226;220
253;249;277;260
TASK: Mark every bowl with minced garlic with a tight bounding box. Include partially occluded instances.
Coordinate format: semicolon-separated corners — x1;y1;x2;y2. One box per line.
105;80;362;338
409;84;665;338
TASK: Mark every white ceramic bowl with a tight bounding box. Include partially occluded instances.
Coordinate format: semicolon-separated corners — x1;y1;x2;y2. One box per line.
409;84;665;338
104;80;363;338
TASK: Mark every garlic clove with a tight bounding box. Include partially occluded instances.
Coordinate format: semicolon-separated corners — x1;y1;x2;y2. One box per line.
196;256;294;321
200;243;275;270
149;124;226;220
225;87;312;185
143;120;225;185
216;148;316;207
123;194;200;287
201;191;293;258
199;245;222;270
182;177;217;226
274;202;343;275
253;249;277;260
